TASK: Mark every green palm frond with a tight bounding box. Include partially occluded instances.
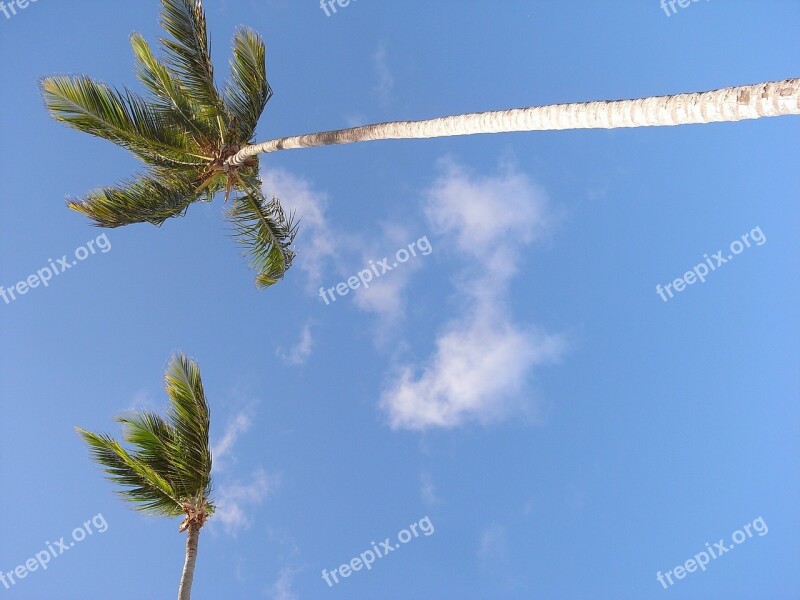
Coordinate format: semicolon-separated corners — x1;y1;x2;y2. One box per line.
77;353;216;520
41;75;211;167
160;0;226;137
116;411;177;479
130;32;219;144
77;429;183;517
225;27;272;141
115;410;212;507
164;354;213;500
67;171;207;228
229;173;297;288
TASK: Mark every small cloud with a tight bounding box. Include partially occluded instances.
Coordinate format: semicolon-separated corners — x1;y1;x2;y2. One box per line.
373;45;394;105
277;322;314;366
420;471;440;506
477;524;508;570
265;566;301;600
127;388;160;412
212;409;253;473
522;496;536;517
213;469;274;536
349;225;424;323
261;169;336;286
343;113;368;128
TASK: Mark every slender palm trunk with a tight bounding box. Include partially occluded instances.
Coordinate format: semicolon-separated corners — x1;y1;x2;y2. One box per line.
228;78;799;166
177;525;200;600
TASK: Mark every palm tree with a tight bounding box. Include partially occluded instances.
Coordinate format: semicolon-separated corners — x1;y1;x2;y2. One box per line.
42;0;296;289
43;0;799;288
227;78;799;166
77;353;214;600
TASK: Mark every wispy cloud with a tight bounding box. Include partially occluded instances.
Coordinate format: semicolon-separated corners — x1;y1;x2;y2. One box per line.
265;566;301;600
373;45;394;106
261;168;336;286
277;321;314;366
478;524;508;570
349;223;425;324
420;471;440;506
126;388;160;412
260;167;425;324
212;409;253;473
213;468;274;536
381;160;566;430
210;406;274;536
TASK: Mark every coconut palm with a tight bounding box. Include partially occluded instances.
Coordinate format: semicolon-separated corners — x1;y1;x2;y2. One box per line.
43;1;799;289
42;0;296;288
227;78;800;166
77;353;214;600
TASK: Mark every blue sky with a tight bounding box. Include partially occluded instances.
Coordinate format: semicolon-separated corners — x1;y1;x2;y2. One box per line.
1;1;799;598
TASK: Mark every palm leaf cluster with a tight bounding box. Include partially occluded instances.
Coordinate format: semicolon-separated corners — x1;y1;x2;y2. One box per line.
41;0;296;288
77;354;214;528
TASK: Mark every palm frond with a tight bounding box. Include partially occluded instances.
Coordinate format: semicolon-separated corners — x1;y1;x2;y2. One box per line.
67;171;206;228
77;428;183;517
164;354;213;500
225;27;272;141
115;411;176;480
228;173;297;288
116;411;209;502
130;32;219;144
41;75;211;167
159;0;226;137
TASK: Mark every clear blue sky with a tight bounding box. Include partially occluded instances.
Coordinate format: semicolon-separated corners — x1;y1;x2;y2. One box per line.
1;1;798;598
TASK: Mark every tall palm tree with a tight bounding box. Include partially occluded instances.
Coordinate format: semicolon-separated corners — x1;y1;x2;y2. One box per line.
77;353;214;600
227;78;799;166
42;0;296;289
43;1;799;288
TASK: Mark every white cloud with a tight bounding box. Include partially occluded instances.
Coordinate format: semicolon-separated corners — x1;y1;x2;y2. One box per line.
210;407;274;536
383;316;563;430
381;160;565;430
478;524;508;569
212;409;253;473
213;469;273;536
126;388;161;412
261;168;335;285
277;322;314;366
420;471;440;506
260;167;427;324
265;566;301;600
373;45;394;105
423;158;551;284
349;224;425;323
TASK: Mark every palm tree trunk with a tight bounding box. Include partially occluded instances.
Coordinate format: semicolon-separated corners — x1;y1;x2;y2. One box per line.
177;524;200;600
228;78;799;166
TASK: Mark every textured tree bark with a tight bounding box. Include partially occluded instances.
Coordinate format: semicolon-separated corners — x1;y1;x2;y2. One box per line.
177;525;200;600
228;78;799;166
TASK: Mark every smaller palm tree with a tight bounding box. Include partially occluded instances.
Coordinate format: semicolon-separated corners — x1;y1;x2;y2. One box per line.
77;353;214;600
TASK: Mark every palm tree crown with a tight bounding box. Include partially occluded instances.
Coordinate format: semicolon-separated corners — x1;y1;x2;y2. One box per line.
77;353;214;600
77;353;214;527
42;0;296;288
